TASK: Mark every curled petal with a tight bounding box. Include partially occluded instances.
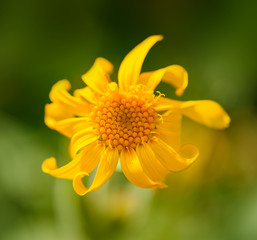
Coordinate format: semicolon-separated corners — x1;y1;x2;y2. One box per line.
120;148;167;189
45;103;73;132
54;117;91;138
149;138;199;172
45;80;91;137
79;142;105;174
73;147;119;196
118;35;163;92
49;80;90;116
74;87;99;104
42;153;83;180
180;144;200;164
47;115;91;138
69;127;98;158
139;65;188;96
42;142;104;179
136;142;169;182
73;172;89;195
45;102;90;137
81;58;113;95
42;157;58;175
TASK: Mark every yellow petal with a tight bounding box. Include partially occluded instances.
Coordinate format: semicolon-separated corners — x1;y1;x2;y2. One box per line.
73;147;119;196
69;127;98;158
154;97;230;129
139;65;188;96
149;137;199;172
74;86;99;104
153;97;182;112
49;80;90;116
155;112;182;150
49;116;91;138
42;155;81;180
45;102;73;131
181;100;231;129
79;142;105;174
55;117;91;138
45;100;91;137
42;142;104;179
120;148;167;189
118;35;163;92
136;142;169;182
81;58;113;95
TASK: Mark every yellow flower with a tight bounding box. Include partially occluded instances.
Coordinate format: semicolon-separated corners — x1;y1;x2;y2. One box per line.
42;35;230;195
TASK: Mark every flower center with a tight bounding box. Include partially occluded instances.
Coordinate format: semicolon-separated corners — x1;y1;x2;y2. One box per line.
91;94;158;151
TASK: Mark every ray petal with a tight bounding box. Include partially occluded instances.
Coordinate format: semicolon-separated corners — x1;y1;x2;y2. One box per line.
81;58;113;95
149;137;199;172
49;80;90;116
69;127;99;158
139;65;188;96
154;97;230;129
136;142;169;182
118;35;163;92
120;148;167;189
42;142;104;179
73;147;119;196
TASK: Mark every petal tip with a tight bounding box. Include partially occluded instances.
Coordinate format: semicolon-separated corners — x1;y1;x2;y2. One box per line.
149;34;164;42
42;157;57;173
73;171;89;196
175;88;185;97
157;182;168;189
224;114;231;128
96;57;114;74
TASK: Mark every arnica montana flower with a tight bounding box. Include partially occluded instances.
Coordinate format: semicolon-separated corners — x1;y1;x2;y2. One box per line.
42;35;230;195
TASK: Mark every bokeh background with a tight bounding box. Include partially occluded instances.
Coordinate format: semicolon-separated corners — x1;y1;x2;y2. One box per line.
1;0;257;239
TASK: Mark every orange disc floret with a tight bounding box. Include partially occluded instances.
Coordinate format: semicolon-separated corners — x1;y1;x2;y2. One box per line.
91;93;158;150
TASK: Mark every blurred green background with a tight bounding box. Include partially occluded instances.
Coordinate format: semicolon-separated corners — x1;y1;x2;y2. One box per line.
1;0;257;239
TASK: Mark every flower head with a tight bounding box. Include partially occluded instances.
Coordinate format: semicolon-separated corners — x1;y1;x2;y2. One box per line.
42;35;230;195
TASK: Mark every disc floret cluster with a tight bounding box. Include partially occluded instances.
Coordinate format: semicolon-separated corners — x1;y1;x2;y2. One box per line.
91;92;158;151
